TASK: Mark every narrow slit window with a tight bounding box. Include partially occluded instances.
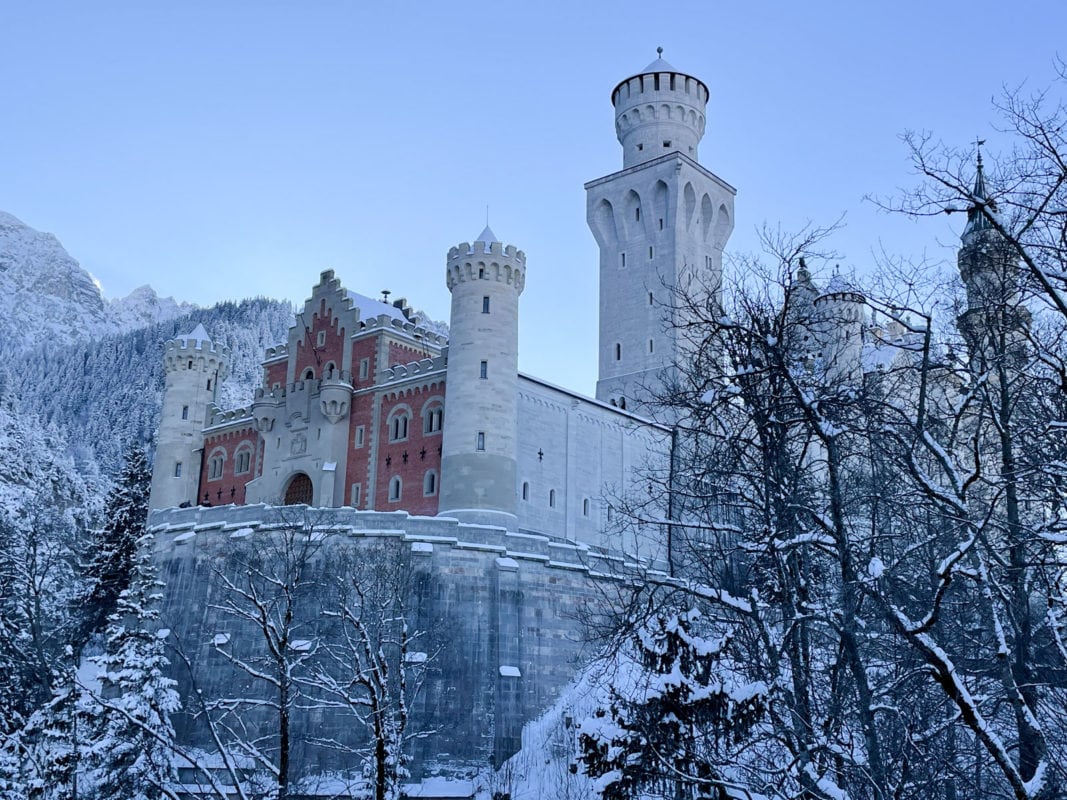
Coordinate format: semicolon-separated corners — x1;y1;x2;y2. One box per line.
522;482;530;501
649;339;654;354
482;296;490;313
174;462;182;478
479;360;488;379
659;218;664;230
549;489;556;508
181;405;189;420
615;343;621;361
649;246;654;260
620;252;626;267
476;431;485;451
635;207;641;221
648;292;654;305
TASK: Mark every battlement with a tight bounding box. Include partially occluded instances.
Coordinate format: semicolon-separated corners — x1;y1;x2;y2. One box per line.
611;70;709;111
163;335;229;379
446;241;526;293
357;312;448;347
380;354;447;385
206;404;254;430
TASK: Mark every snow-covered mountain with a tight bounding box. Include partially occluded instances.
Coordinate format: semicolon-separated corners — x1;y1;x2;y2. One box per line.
0;211;192;351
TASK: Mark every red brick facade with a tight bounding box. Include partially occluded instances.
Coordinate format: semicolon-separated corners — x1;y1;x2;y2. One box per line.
374;382;445;516
200;426;260;506
294;298;348;380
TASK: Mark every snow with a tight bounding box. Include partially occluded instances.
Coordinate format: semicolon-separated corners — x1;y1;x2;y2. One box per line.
322;461;337;471
229;526;254;539
402;777;475;798
867;556;885;578
411;541;434;553
405;651;428;664
212;633;231;646
499;665;522;677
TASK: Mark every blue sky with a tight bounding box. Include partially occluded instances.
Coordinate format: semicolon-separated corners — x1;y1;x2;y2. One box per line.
1;1;1064;394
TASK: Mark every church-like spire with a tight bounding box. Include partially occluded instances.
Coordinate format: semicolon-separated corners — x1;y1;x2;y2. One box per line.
963;142;994;240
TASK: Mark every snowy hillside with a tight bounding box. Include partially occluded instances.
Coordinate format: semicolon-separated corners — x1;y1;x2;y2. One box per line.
0;211;192;352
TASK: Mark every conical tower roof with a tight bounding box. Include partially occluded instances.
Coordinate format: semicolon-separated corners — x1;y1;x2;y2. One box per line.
963;150;995;240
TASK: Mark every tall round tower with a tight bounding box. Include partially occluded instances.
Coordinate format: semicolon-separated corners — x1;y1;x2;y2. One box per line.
613;48;709;169
149;324;229;510
438;227;526;527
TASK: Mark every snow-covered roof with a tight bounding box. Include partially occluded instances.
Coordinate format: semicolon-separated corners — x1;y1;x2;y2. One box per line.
176;322;211;345
345;291;407;324
476;224;499;244
641;55;676;72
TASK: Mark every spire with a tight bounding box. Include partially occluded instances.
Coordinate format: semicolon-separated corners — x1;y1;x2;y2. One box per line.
963;140;994;240
476;224;499;244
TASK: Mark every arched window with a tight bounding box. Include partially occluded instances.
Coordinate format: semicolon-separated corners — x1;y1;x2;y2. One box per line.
323;361;336;379
181;405;189;420
234;446;253;475
284;473;313;506
303;368;315;381
423;470;437;496
207;448;226;480
389;409;410;442
388;475;402;502
549;489;556;508
423;403;443;435
522;482;530;501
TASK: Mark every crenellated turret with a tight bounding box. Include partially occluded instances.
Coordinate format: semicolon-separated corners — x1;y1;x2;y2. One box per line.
438;226;525;526
613;48;709;169
149;324;230;510
588;52;734;415
813;272;866;385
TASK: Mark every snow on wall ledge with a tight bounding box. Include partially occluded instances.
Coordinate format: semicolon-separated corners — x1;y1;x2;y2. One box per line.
148;504;668;778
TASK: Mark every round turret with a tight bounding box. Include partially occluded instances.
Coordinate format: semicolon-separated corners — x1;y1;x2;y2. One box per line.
612;49;709;168
813;273;866;384
438;226;526;527
149;324;230;510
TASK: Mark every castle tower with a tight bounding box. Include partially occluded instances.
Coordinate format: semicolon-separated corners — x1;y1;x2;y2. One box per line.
586;50;736;413
813;272;866;385
957;152;1030;369
148;324;229;510
438;227;526;527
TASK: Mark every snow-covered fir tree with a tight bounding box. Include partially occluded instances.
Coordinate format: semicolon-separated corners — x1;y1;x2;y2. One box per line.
80;443;152;643
83;532;179;800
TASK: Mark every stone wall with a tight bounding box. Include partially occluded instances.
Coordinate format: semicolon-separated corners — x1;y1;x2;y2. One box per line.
149;505;655;779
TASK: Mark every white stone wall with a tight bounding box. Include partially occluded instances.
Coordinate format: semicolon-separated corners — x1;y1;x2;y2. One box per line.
586;155;735;413
439;239;525;525
149;337;228;510
514;374;670;562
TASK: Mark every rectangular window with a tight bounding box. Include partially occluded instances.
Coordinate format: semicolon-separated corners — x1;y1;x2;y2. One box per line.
355;425;365;448
648;246;654;260
181;405;189;420
359;358;370;380
351;483;362;507
174;462;182;478
482;296;490;313
479;360;488;379
207;379;212;390
316;330;326;347
476;431;485;451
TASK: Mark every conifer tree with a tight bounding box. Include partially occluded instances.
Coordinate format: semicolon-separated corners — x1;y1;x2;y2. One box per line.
84;532;179;800
81;443;151;642
578;608;766;800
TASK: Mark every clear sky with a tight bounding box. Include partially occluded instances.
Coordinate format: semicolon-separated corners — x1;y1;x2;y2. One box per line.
1;1;1064;395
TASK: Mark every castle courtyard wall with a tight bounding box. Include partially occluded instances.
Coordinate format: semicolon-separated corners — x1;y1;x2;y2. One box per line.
148;504;645;778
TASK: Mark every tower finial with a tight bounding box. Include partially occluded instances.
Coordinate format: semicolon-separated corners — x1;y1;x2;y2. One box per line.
975;136;986;167
657;46;663;58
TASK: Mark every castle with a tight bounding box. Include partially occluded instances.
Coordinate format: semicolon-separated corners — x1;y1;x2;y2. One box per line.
145;54;1016;783
147;51;740;557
